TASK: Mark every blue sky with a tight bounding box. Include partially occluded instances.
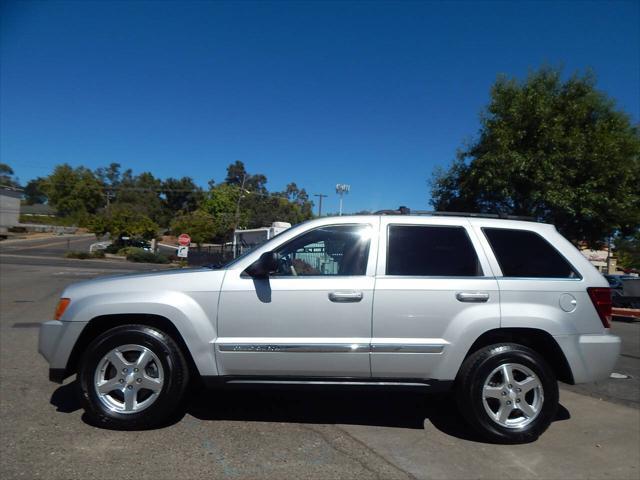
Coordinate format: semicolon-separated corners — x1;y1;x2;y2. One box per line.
1;0;639;214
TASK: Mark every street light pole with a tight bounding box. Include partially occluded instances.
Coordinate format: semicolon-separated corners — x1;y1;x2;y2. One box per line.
313;193;328;217
335;184;350;216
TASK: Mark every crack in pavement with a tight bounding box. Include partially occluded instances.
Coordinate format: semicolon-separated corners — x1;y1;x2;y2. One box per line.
300;423;416;480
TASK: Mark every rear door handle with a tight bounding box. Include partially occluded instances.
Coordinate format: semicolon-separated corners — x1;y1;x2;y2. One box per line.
456;292;490;303
329;291;363;303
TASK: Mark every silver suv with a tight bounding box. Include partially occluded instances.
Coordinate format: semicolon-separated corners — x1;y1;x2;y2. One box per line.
39;213;620;443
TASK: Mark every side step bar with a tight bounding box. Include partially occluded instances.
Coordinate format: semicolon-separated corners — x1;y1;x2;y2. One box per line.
201;376;454;392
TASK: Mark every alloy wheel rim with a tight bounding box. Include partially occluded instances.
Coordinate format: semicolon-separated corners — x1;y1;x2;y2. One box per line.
93;344;164;414
481;362;544;429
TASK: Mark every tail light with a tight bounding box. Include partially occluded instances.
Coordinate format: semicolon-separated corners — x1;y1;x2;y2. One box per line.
587;287;612;328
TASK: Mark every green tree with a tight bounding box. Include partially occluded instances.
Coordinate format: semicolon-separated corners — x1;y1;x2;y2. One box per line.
113;171;165;225
431;67;640;246
200;183;242;240
170;210;216;248
224;160;268;194
95;162;123;188
615;232;640;271
242;193;312;228
42;164;104;221
88;205;158;241
162;177;204;214
23;177;48;204
0;163;20;188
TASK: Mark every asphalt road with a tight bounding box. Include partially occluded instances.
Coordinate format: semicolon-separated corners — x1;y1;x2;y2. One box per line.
1;236;639;479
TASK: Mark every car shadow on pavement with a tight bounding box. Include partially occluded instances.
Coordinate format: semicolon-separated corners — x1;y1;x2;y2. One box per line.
51;381;571;442
50;380;82;413
185;387;571;442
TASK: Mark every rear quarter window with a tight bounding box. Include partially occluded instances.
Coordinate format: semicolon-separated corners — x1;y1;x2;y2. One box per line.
483;227;580;279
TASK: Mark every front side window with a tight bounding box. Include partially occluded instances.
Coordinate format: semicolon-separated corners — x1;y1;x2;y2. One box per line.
273;225;371;276
386;225;482;276
483;228;579;278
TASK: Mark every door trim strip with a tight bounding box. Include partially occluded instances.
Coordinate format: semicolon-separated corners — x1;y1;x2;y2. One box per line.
217;343;368;353
370;344;444;353
217;342;445;354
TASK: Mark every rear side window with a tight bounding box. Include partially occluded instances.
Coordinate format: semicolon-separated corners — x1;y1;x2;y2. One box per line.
387;225;482;276
483;228;579;278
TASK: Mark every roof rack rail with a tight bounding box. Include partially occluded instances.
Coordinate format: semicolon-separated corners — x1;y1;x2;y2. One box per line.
373;207;537;222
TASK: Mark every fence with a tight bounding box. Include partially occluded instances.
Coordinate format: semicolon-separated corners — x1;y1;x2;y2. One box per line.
186;244;242;267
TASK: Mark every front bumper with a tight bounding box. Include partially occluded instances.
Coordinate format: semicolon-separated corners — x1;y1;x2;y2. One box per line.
38;320;88;383
554;333;621;384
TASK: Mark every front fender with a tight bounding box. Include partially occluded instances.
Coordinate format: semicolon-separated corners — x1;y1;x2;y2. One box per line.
68;290;219;376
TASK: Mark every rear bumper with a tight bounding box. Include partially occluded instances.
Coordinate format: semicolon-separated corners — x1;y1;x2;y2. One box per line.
38;320;87;383
554;333;621;384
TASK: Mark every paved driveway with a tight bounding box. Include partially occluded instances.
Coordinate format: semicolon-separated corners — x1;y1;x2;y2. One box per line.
1;253;638;479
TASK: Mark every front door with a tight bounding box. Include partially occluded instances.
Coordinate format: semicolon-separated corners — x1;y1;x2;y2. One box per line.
216;221;379;377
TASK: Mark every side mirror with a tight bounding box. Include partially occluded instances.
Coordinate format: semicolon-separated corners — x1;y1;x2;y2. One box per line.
245;251;279;278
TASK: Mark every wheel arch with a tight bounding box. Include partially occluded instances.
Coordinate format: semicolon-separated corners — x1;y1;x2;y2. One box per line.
462;327;575;384
65;314;201;381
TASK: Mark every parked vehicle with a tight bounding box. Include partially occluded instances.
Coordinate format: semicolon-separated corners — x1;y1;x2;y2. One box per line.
608;276;640;309
124;238;152;252
89;241;112;253
39;212;620;443
604;274;636;291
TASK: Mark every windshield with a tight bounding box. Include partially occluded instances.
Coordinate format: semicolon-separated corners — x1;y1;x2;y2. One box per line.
219;244;261;269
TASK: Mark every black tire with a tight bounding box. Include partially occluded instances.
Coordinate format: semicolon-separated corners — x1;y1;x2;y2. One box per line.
455;343;558;444
78;324;190;430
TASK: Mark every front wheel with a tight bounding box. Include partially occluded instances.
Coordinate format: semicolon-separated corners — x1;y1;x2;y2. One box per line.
78;324;189;429
455;343;558;443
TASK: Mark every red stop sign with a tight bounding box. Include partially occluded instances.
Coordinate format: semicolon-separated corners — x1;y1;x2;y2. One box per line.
178;233;191;246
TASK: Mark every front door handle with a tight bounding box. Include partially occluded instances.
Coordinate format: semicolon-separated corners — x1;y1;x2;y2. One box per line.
329;291;363;303
456;292;490;303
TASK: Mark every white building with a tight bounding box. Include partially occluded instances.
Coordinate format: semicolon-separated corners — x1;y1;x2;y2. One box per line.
0;187;21;234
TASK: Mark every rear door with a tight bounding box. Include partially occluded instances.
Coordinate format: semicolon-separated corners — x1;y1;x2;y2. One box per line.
371;217;500;380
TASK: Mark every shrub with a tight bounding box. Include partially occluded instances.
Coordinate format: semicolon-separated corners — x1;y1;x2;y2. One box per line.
104;244;121;254
64;251;91;259
126;249;170;264
65;250;106;259
117;246;143;256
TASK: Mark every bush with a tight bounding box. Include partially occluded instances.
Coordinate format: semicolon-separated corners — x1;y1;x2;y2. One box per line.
104;244;121;254
117;246;143;256
125;249;170;264
65;251;91;259
64;250;104;259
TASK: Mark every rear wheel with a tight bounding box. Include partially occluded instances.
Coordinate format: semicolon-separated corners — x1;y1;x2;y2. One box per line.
78;324;189;429
456;343;558;443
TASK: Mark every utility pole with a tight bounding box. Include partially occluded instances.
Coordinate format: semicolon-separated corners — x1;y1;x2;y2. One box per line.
335;184;350;216
234;174;247;230
105;190;114;217
606;235;613;274
313;193;328;217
